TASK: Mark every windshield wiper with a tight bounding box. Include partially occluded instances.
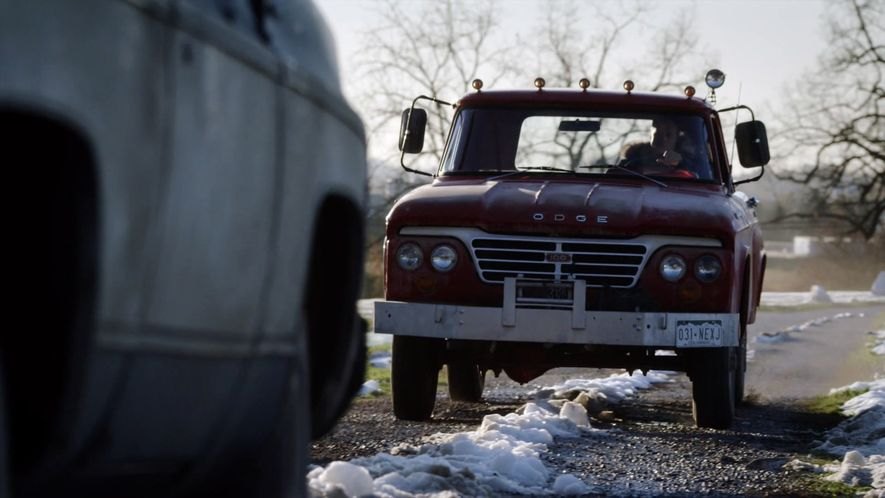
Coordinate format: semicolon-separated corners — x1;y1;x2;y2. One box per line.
519;166;575;173
577;162;668;188
486;166;576;181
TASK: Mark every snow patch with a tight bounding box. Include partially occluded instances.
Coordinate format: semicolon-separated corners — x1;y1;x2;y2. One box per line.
558;400;590;427
872;330;885;356
536;370;673;406
836;378;885;417
754;312;862;345
358;379;381;396
754;331;790;344
816;406;885;457
807;376;885;495
872;271;885;296
824;451;885;491
809;285;833;303
553;473;593;495
308;461;374;497
309;371;671;497
369;351;392;369
761;290;885;306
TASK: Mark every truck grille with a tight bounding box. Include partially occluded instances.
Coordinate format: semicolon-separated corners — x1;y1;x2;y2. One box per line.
470;237;647;287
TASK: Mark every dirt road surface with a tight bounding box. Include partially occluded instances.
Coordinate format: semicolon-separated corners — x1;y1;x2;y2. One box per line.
746;305;884;401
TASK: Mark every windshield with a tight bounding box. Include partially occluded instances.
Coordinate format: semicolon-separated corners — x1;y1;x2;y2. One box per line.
440;108;718;181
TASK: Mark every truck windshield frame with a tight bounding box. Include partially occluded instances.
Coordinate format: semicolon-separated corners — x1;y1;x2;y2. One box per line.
438;107;722;183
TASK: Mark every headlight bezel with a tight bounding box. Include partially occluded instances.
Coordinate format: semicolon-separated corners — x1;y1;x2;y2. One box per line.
659;254;688;282
694;254;723;283
430;244;458;272
395;242;423;271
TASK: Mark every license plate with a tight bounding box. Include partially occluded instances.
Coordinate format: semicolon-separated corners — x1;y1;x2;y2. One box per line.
516;281;573;304
676;320;724;347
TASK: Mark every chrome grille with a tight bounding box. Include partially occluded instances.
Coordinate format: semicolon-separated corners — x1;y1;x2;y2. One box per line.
470;237;648;287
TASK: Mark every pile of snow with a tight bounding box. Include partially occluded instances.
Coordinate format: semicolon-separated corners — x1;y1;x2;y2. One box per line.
786;451;885;492
309;370;672;497
825;451;885;492
369;351;392;369
753;312;862;345
358;380;381;397
872;271;885;296
357;352;393;396
872;330;885;356
808;376;885;494
815;402;885;457
789;382;885;494
809;285;833;303
761;290;885;307
831;379;885;417
746;348;756;363
533;370;674;406
755;331;791;344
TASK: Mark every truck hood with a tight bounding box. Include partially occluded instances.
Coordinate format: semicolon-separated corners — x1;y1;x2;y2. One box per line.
387;176;752;242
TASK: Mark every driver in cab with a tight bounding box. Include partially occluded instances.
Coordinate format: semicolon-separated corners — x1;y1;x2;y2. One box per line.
620;118;698;178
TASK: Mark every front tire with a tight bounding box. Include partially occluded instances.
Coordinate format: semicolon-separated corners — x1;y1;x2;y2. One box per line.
392;336;439;420
734;328;747;405
0;357;9;498
447;363;485;402
690;348;735;429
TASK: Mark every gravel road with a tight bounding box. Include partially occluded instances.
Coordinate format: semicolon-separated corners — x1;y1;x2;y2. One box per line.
312;304;885;496
312;376;837;496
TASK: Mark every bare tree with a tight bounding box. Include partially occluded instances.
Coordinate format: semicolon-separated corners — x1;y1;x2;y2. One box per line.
357;0;515;169
536;1;709;90
532;1;712;167
773;0;884;240
354;0;518;260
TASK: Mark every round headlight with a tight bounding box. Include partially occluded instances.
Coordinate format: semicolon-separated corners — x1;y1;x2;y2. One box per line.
396;243;423;271
430;244;457;272
694;255;722;283
660;254;687;282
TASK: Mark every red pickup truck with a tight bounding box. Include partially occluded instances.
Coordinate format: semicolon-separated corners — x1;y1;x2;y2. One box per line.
375;72;768;429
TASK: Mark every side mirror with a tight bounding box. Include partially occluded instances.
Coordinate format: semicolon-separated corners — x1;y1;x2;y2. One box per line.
399;108;427;153
735;120;769;167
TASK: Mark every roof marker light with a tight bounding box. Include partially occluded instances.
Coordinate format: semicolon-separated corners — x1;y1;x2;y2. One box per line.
684;85;696;98
578;78;590;92
472;78;483;92
623;80;634;94
534;77;546;90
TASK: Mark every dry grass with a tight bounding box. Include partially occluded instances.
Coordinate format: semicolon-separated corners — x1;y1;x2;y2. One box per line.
763;254;884;292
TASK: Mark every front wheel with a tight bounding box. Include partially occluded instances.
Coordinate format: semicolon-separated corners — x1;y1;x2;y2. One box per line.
447;363;485;402
392;336;439;420
690;348;735;429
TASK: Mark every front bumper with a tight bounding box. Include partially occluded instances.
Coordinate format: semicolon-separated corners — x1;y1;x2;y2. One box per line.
375;301;738;348
375;301;737;348
375;278;738;348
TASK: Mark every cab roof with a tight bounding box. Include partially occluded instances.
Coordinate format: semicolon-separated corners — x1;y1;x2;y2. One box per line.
456;88;716;115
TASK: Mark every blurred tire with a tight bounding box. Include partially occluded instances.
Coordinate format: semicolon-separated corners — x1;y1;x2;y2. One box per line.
392;336;439;420
691;348;735;429
447;363;485;402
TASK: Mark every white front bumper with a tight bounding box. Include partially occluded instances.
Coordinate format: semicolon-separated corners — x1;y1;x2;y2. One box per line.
374;301;739;348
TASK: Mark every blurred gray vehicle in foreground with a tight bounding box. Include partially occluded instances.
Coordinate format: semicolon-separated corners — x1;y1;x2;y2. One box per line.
0;0;366;496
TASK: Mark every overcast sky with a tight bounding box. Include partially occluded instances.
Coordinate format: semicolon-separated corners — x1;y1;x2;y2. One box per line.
317;0;827;112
